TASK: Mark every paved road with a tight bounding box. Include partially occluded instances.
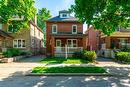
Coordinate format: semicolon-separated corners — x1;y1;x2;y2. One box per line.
0;75;130;87
0;56;130;87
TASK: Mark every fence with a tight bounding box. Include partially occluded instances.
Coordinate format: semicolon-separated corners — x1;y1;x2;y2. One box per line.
54;47;83;57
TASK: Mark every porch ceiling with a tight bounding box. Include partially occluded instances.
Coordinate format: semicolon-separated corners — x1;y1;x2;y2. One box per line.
52;34;86;38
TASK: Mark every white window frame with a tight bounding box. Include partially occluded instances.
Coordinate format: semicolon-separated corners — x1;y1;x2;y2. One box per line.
56;40;61;47
0;23;2;30
52;24;57;34
67;39;77;47
72;25;77;34
13;39;26;48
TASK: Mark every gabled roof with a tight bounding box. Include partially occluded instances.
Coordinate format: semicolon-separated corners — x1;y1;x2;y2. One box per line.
47;16;79;22
0;30;13;38
59;10;70;13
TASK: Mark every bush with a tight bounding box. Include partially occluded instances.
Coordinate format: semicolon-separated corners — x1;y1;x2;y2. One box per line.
72;51;84;59
83;51;97;62
3;48;21;58
73;50;97;62
116;52;130;63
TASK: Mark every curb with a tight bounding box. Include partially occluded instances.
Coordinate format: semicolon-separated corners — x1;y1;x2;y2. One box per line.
26;73;120;76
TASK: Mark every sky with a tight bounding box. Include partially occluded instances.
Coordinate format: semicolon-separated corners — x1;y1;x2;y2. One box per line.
35;0;74;17
35;0;87;32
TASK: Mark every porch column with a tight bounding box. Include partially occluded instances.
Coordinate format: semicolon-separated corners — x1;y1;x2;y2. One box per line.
105;37;111;49
51;37;55;56
83;36;87;50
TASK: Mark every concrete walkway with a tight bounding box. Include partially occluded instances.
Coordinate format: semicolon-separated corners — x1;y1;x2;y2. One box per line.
0;55;46;79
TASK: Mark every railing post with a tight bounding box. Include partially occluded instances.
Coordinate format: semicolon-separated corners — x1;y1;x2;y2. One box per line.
65;45;68;59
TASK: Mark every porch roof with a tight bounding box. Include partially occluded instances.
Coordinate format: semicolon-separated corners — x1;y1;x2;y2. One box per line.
101;32;130;38
51;34;86;38
0;30;13;38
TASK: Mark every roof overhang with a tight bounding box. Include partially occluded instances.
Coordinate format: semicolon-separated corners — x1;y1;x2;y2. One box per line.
101;32;130;38
51;34;86;38
0;30;13;39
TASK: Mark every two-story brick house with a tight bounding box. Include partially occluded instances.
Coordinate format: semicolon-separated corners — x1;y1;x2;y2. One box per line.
46;10;87;57
85;26;100;51
0;18;44;54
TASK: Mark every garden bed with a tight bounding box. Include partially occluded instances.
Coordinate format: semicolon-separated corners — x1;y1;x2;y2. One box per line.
1;55;27;63
32;67;107;74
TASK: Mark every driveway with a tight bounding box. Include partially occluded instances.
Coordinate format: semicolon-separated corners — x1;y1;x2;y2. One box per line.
0;56;130;87
0;55;45;78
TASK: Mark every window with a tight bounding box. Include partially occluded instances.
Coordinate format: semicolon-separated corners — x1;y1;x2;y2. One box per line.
8;25;17;33
52;25;57;34
13;39;26;48
0;23;2;30
67;39;77;47
62;14;67;17
72;25;77;34
56;40;61;47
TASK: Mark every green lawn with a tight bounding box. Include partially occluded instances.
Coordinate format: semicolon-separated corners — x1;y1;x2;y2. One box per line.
32;67;106;73
41;58;89;64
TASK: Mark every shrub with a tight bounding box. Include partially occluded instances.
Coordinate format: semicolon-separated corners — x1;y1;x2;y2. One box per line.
72;50;97;62
72;51;84;59
83;51;97;62
116;52;130;63
3;48;21;58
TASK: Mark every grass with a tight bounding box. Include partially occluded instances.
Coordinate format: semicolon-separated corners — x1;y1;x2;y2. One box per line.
41;57;89;64
32;67;106;73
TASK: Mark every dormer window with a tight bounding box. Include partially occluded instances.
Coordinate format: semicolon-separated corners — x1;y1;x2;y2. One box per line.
72;25;77;34
59;10;70;18
62;14;67;18
52;24;57;34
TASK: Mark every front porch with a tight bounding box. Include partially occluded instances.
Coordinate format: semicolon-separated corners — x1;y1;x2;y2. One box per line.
100;36;130;50
0;30;13;52
51;36;86;57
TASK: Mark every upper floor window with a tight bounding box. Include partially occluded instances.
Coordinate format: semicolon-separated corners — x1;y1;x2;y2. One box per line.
8;25;17;33
0;23;2;30
62;14;67;17
60;13;69;18
72;25;77;34
52;25;57;34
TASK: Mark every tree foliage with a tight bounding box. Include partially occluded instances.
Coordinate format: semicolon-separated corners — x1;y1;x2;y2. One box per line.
0;0;36;32
37;8;52;31
70;0;130;35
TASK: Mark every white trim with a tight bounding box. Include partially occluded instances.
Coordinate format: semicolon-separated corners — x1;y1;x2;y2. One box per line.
72;25;77;34
52;24;57;34
56;39;61;47
67;39;77;47
13;39;26;48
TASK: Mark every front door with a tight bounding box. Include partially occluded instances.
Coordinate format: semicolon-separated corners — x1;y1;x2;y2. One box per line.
56;40;61;52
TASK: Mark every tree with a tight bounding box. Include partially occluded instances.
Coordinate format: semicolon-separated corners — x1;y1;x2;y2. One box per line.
70;0;130;35
0;0;36;32
37;8;52;31
37;8;52;47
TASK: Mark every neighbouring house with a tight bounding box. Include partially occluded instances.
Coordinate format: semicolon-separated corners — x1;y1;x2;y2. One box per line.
46;10;87;57
85;26;100;51
100;28;130;50
0;18;44;54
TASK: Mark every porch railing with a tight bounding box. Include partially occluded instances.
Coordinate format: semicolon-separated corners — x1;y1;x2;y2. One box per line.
54;47;83;57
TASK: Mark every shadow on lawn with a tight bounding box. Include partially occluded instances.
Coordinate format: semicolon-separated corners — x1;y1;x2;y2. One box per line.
0;67;130;87
41;58;89;65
